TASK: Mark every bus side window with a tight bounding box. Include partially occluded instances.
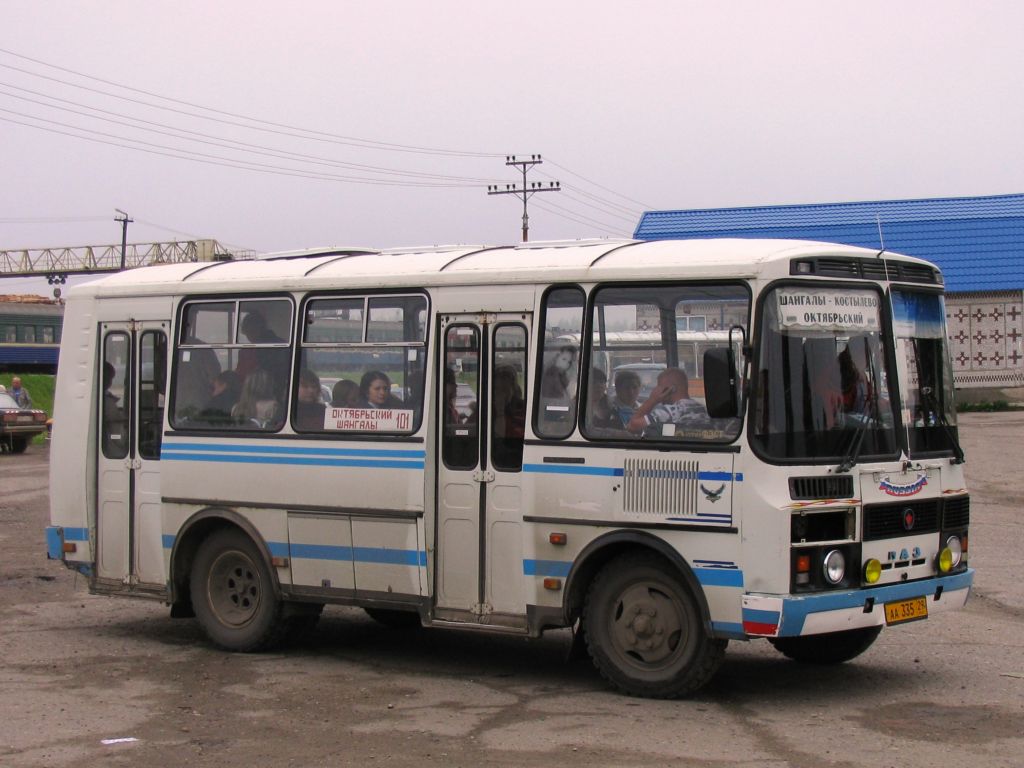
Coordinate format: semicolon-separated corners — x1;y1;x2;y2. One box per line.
102;333;130;459
535;287;584;440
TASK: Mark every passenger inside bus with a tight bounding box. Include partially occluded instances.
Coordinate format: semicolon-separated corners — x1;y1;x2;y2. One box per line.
295;368;326;430
102;361;128;456
838;336;873;416
626;367;709;436
804;338;843;430
331;379;360;408
199;370;241;425
359;370;401;410
587;367;621;430
232;368;282;428
610;369;642;427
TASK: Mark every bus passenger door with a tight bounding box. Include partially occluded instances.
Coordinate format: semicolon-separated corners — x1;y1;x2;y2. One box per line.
435;315;531;628
96;322;169;590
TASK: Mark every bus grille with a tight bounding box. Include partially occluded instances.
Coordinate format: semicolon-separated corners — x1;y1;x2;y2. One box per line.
623;458;700;516
863;499;941;540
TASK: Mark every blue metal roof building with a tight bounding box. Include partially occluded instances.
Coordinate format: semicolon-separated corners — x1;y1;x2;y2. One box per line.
634;193;1024;294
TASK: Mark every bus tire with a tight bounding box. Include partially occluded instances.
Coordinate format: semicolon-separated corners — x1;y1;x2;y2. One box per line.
190;528;286;652
583;552;726;698
768;625;881;664
10;436;28;453
364;607;421;628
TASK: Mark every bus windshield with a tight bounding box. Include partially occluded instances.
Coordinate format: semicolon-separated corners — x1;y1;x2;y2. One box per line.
891;289;959;457
753;285;898;462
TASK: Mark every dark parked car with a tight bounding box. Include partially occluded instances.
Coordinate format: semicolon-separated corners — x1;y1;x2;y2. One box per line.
0;391;48;453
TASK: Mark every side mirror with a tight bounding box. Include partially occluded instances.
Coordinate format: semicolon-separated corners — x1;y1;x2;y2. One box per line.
704;347;738;418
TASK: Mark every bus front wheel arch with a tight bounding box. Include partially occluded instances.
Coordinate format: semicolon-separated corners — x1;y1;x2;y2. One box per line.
582;550;727;698
189;527;289;652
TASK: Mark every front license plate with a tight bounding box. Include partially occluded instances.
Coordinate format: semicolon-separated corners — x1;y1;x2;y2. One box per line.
884;596;928;626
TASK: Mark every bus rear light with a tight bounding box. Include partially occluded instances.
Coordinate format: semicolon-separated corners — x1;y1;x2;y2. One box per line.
543;578;562;591
33;412;48;423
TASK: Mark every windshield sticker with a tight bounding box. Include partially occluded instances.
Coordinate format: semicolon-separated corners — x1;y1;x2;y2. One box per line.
776;289;880;332
323;407;413;431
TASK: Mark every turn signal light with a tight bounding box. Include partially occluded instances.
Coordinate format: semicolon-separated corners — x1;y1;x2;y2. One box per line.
543;577;562;591
549;532;567;546
62;542;77;554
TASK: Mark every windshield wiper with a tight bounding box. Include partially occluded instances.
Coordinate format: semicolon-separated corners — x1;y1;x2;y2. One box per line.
919;387;965;464
837;413;871;473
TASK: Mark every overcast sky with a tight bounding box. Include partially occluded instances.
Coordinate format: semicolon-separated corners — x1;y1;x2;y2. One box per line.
3;1;1023;296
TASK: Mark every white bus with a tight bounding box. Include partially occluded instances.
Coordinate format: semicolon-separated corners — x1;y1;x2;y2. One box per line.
46;238;973;698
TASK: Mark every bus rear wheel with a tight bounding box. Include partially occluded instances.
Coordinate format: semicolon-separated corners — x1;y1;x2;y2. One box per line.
768;626;881;664
583;552;726;698
190;528;287;652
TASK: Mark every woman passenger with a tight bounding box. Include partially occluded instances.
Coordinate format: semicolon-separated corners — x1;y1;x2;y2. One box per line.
360;370;398;409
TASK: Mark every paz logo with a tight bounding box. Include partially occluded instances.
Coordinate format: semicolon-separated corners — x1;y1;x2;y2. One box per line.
879;473;928;497
700;483;726;503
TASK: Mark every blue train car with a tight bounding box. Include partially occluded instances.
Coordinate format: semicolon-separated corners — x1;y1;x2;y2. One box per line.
0;299;64;373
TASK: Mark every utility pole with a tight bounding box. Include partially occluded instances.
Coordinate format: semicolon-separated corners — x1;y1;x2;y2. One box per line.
115;208;133;271
487;155;560;242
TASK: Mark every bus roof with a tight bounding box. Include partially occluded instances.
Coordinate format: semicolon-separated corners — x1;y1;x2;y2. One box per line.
68;237;933;298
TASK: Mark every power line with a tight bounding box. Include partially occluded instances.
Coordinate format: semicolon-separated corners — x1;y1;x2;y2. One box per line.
0;82;503;184
0;48;502;158
0;110;478;187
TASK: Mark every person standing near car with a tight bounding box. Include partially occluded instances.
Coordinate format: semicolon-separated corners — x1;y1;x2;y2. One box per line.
10;377;31;408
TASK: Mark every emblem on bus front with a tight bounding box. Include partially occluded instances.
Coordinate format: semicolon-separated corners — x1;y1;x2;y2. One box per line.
878;473;928;497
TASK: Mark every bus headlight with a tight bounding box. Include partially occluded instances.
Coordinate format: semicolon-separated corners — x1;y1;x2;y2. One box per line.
823;549;846;585
863;558;882;584
939;535;963;573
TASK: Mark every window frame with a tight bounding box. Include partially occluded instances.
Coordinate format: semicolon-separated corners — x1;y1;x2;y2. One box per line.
169;294;295;433
294;290;430;436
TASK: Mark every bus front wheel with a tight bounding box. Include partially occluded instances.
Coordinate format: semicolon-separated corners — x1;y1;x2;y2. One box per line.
583;552;726;698
190;528;287;652
768;625;882;664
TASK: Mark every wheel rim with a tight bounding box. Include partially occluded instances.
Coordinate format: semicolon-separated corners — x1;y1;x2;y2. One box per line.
607;581;689;671
206;549;263;628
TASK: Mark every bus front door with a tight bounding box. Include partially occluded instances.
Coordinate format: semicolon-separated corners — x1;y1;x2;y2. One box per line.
435;315;531;628
95;322;169;592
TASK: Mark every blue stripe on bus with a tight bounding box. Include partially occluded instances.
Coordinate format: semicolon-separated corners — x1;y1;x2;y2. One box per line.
162;534;175;550
163;442;425;459
523;559;573;577
694;567;744;588
522;464;624;477
742;608;781;625
64;527;89;541
161;452;424;470
287;543;426;567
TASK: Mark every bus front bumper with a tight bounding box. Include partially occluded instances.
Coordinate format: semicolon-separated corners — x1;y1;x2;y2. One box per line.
739;568;974;638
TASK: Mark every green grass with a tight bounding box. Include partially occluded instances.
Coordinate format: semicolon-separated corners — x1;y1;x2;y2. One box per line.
1;373;55;443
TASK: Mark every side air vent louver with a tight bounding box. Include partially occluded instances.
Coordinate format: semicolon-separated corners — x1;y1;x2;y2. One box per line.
943;495;970;528
789;475;855;500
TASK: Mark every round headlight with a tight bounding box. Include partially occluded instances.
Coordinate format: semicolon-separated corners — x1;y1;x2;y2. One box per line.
863;558;882;584
945;535;963;568
823;549;846;585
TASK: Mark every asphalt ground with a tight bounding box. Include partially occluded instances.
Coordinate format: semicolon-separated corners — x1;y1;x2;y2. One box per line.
1;412;1022;767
